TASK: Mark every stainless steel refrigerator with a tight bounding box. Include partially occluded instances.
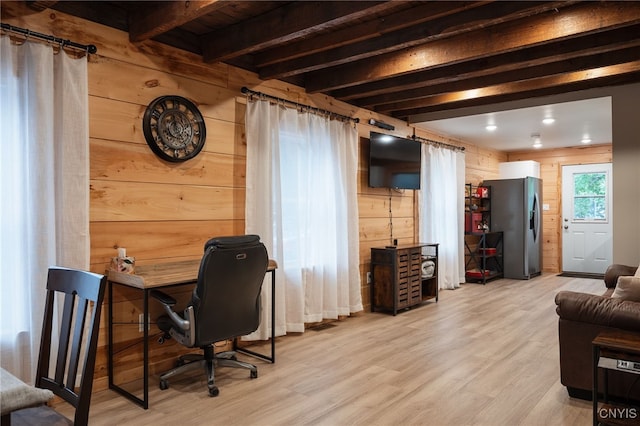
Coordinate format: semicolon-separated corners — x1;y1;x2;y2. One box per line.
483;177;542;279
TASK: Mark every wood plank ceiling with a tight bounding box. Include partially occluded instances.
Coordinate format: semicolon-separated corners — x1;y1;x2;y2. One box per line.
27;1;640;121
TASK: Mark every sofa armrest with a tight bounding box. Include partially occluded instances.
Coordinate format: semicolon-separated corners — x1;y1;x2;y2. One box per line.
555;291;640;332
604;264;638;288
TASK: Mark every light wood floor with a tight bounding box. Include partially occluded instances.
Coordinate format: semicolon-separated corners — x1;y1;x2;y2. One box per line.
70;273;602;425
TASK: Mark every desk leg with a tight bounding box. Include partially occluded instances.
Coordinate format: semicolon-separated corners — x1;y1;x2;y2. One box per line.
107;282;149;409
108;280;114;389
143;290;149;409
270;269;275;363
235;269;276;363
593;344;599;426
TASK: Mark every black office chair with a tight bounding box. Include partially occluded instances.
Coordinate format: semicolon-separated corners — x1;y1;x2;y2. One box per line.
151;235;269;397
8;267;107;426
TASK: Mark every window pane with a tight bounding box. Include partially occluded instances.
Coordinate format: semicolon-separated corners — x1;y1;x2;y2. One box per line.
574;172;606;196
572;171;608;221
574;197;606;220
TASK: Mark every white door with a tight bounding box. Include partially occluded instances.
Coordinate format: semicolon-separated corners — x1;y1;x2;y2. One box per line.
561;163;613;274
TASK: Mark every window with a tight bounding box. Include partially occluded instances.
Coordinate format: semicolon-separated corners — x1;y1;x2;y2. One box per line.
572;172;608;221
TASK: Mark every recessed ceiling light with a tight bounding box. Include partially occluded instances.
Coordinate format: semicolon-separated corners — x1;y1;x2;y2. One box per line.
542;117;555;125
486;124;497;131
581;137;592;144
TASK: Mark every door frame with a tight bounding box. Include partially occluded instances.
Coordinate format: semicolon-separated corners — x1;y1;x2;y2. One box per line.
560;162;613;274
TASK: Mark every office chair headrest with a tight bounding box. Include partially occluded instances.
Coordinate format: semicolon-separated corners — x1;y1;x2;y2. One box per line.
204;235;262;252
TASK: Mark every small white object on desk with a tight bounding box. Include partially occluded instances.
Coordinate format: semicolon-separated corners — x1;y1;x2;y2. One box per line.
111;247;135;274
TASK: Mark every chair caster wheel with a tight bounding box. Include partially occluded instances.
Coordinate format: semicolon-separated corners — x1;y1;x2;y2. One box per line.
208;386;219;397
159;380;169;390
250;369;258;379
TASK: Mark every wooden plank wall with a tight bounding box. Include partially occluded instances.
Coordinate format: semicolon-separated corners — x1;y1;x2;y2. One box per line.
2;2;482;390
3;3;505;393
507;144;613;273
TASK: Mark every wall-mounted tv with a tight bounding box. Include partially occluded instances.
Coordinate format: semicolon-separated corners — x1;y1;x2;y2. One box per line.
368;131;422;189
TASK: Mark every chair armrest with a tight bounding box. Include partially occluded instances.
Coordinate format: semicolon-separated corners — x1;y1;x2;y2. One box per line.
555;291;640;332
150;289;176;306
604;264;638;288
150;289;192;333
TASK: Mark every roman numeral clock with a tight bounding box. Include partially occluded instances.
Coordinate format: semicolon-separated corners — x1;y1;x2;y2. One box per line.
142;95;206;162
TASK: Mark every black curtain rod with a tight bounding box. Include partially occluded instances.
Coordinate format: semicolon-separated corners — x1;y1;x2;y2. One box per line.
241;87;359;124
1;23;97;54
410;133;465;152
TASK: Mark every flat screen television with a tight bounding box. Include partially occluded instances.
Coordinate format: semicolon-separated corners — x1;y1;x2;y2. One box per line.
368;131;421;189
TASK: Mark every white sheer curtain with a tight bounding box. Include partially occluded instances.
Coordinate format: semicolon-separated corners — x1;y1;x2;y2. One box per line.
0;37;89;382
419;144;466;289
245;98;363;339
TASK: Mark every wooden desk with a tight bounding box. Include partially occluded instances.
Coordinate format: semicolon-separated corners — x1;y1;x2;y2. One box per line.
107;258;277;409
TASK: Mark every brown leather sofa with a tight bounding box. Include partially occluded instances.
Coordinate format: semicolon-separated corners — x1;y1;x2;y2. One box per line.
555;264;640;401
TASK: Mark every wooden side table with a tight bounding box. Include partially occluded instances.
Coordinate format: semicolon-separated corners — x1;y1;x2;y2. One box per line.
370;243;438;315
592;331;640;425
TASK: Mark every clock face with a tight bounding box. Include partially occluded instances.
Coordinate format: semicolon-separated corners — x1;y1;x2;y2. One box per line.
142;95;206;162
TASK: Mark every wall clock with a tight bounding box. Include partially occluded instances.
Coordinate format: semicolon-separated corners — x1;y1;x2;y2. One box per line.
142;95;206;162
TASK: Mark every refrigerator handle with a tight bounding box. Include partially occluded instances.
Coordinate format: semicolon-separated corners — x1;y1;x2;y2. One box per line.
530;193;539;242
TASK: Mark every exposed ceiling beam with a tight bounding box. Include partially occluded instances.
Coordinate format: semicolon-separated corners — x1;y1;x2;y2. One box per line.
332;25;640;102
201;1;389;63
259;1;567;80
305;1;640;93
354;28;640;108
254;1;493;77
253;1;486;69
395;61;640;120
25;1;58;12
128;0;227;42
375;47;640;114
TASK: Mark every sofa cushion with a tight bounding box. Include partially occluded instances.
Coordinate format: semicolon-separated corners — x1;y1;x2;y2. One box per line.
0;368;53;415
612;276;640;301
555;291;640;331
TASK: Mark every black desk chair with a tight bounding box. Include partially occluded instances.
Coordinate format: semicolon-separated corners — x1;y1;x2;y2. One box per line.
151;235;269;397
9;267;107;426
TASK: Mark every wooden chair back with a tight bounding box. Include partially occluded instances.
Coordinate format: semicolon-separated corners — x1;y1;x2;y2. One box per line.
34;267;107;426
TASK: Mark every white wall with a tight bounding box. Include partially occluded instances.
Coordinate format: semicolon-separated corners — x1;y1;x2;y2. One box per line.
611;83;640;266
